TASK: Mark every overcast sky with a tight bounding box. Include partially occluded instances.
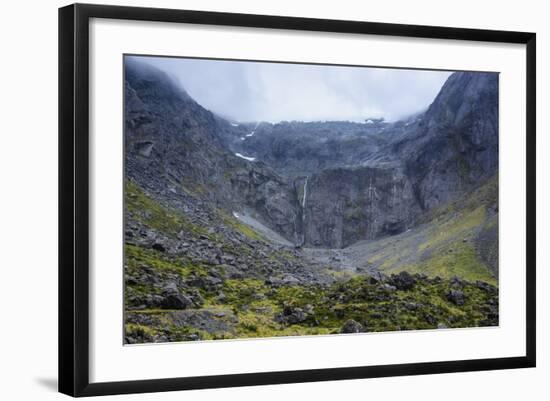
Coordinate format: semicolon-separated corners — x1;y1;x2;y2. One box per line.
130;55;452;123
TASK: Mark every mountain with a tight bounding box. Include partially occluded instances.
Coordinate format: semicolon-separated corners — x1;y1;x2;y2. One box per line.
125;59;498;249
123;60;499;343
124;59;302;242
397;71;499;210
212;71;499;248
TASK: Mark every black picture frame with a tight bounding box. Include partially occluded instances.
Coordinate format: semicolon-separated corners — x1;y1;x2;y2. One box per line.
59;3;536;397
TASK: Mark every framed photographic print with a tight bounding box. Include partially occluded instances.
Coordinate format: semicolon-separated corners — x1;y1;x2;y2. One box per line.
58;3;536;397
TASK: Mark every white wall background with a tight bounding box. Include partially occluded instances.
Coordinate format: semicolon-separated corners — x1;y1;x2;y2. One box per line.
0;0;546;399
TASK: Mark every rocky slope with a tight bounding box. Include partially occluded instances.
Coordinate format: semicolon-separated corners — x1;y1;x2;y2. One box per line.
124;59;302;242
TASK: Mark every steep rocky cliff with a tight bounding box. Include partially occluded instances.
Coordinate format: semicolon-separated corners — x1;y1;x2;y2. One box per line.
124;59;302;242
396;71;499;210
220;71;499;247
304;166;420;247
125;59;498;251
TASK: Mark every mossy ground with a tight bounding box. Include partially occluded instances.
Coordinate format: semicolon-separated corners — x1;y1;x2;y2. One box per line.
125;180;211;238
369;175;498;284
125;244;498;343
218;210;266;242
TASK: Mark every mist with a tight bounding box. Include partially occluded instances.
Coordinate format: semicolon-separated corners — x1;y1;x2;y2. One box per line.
128;55;452;123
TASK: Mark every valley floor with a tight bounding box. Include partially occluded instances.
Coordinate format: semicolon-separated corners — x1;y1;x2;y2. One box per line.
124;178;498;344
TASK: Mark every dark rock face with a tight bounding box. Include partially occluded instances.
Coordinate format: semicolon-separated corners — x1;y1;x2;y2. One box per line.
304;166;420;247
397;72;499;210
217;71;498;248
229;166;300;241
232;120;391;177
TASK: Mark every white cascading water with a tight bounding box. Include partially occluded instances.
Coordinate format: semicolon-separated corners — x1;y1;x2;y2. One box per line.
301;177;308;245
302;176;308;208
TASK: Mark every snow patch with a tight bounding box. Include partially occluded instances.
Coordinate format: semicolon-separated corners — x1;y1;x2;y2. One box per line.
231;123;239;127
365;119;374;124
235;153;256;162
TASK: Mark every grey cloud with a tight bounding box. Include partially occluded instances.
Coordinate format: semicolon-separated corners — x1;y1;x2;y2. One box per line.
129;55;452;123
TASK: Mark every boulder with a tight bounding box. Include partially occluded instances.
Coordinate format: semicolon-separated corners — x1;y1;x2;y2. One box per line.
161;293;193;309
152;242;166;252
446;289;466;306
389;271;416;290
380;283;397;292
340;319;363;334
276;305;309;324
160;282;193;309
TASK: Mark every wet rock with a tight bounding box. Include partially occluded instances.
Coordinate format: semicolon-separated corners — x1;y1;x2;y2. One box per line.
380;284;397;292
404;302;420;311
152;242;166;252
266;274;300;287
161;292;193;309
160;283;193;309
475;280;496;294
281;274;300;285
446;289;466;306
449;276;466;289
168;310;237;335
187;275;222;292
424;313;437;325
389;271;416;290
215;292;227;303
276;305;309;324
340;319;363;334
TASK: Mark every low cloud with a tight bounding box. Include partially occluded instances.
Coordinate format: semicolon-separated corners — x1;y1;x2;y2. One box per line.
130;55;452;123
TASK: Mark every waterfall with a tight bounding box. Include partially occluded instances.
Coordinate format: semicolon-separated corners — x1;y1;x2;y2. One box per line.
367;177;379;239
246;121;260;137
300;176;308;246
302;176;308;208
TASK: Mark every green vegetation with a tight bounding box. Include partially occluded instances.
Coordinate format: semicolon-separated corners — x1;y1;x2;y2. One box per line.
398;241;496;285
125;179;210;238
404;205;496;285
422;173;498;224
126;270;498;343
218;210;266;242
370;174;498;284
125;323;158;342
123;173;500;344
125;243;212;278
420;206;486;251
